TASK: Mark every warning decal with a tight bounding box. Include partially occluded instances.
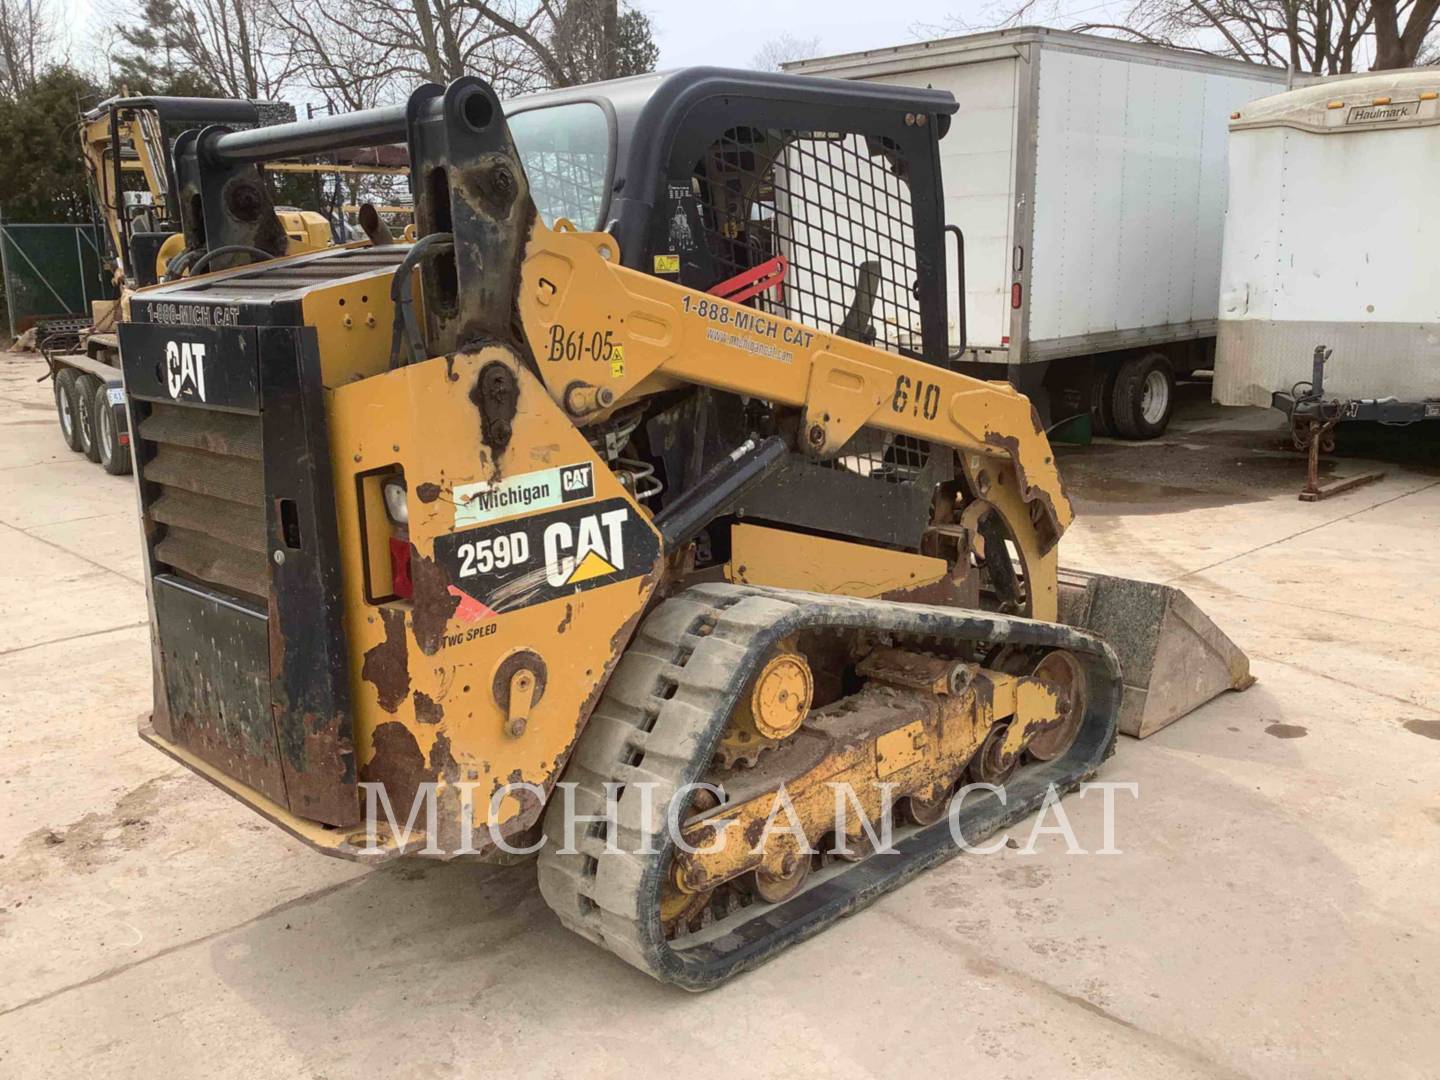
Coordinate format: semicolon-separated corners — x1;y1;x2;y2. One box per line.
433;496;660;616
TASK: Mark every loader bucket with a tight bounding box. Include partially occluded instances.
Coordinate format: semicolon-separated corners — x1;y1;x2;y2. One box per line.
1057;569;1254;738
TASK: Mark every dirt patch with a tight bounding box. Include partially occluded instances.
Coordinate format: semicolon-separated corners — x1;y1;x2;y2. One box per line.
1402;719;1440;741
2;774;195;884
998;862;1052;889
1059;441;1324;515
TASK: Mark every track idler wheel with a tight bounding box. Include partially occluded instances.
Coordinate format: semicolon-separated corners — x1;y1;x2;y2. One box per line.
1025;649;1087;762
967;723;1019;786
661;869;714;931
754;851;811;903
904;783;954;826
660;786;721;931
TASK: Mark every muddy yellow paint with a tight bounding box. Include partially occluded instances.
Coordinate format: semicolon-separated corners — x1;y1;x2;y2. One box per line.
727;524;948;598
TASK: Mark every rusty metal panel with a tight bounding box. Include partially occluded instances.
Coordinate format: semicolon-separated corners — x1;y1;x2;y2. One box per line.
153;526;269;600
142;443;264;507
137;405;267;602
138;403;263;460
153;575;288;806
259;325;359;827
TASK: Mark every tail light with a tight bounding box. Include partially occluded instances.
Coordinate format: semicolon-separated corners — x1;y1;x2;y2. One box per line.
389;537;413;599
380;473;412;599
1011;283;1023;309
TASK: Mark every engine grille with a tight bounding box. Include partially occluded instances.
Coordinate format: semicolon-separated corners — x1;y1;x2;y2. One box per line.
139;403;268;603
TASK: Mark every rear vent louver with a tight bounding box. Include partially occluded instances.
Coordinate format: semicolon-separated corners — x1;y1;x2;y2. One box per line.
139;403;268;603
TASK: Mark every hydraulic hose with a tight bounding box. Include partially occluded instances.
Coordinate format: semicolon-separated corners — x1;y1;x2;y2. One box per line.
389;233;454;368
188;244;275;276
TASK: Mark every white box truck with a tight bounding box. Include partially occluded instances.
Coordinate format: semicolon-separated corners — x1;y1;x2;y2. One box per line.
1214;70;1440;425
788;27;1290;437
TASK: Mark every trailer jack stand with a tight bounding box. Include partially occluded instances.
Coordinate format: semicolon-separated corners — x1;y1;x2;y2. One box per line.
1298;418;1383;501
1291;346;1384;502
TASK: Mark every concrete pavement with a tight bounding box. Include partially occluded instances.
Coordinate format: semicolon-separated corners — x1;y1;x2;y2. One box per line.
1;356;1437;1078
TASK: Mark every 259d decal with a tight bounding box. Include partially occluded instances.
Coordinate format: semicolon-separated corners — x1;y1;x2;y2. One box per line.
433;497;660;620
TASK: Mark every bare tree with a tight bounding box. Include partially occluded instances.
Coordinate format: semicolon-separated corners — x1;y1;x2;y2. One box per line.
279;0;537;98
269;0;408;109
0;0;59;98
279;0;656;100
459;0;658;87
751;33;822;71
1373;0;1440;66
112;0;300;98
550;0;631;83
944;0;1437;73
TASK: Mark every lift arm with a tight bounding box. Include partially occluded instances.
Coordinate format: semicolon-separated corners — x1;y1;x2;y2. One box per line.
518;222;1072;550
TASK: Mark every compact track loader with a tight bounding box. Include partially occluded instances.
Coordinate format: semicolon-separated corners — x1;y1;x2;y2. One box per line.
120;70;1250;989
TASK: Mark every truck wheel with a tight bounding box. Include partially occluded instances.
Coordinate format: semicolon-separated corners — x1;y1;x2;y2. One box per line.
93;382;132;476
1090;363;1119;436
53;368;84;452
1111;353;1175;440
76;373;103;462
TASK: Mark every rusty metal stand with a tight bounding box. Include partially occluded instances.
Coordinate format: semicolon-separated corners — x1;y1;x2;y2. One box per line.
1297;416;1383;501
1290;346;1385;502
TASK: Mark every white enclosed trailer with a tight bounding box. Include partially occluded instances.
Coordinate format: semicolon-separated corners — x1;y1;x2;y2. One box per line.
1214;70;1440;423
788;28;1289;437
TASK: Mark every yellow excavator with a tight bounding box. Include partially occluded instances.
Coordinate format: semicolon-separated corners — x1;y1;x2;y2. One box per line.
51;95;401;474
118;71;1250;988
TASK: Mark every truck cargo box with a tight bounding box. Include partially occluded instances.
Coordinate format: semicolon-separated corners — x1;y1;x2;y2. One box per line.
789;28;1290;435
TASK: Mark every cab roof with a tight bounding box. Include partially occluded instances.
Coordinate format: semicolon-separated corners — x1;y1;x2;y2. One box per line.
506;66;957;235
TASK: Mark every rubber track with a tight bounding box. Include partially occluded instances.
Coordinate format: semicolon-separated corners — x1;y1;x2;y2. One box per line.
536;583;1122;990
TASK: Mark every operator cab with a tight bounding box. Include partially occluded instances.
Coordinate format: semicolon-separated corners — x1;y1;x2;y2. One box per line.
504;69;958;365
166;68;959;366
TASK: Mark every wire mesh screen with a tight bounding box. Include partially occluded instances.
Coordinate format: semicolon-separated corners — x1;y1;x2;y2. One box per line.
824;428;932;485
523;150;608;230
694;126;923;355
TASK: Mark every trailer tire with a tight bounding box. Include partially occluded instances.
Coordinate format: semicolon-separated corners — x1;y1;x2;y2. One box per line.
76;373;103;462
53;368;84;452
1090;362;1120;436
1111;352;1175;440
93;382;132;476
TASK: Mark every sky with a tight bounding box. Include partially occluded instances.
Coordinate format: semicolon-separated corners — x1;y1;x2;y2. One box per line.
57;0;1062;76
645;0;980;69
57;0;1136;85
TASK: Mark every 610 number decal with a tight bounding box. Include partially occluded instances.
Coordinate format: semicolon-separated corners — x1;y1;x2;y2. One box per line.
892;374;941;421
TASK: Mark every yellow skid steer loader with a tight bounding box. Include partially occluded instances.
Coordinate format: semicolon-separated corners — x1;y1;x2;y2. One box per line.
119;70;1250;989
